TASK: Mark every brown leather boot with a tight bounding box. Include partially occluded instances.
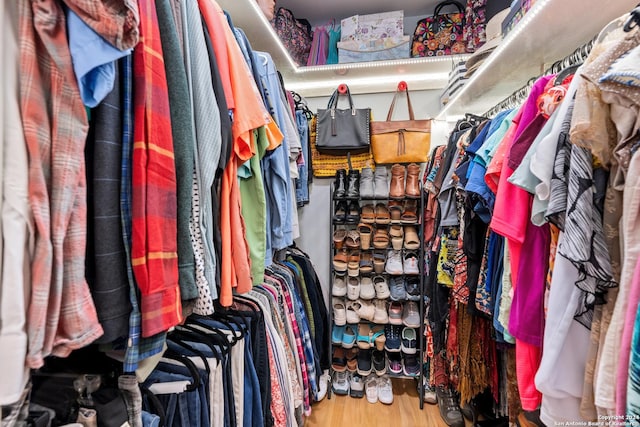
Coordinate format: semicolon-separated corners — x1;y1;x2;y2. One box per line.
406;163;421;198
389;164;405;199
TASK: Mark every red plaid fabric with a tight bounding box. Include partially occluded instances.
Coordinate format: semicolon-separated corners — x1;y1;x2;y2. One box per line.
132;0;182;336
63;0;139;51
19;0;107;368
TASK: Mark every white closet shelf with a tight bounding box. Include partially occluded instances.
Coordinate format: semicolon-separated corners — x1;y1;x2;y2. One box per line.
436;0;636;120
218;0;470;97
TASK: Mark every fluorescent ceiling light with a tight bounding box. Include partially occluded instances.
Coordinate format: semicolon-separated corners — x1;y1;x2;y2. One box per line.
286;72;449;93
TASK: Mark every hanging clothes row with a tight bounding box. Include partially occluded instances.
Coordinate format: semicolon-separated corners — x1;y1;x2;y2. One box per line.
421;11;640;426
1;0;319;424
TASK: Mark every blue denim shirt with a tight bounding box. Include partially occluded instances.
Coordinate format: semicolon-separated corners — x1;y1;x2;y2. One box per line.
66;9;131;107
255;52;294;251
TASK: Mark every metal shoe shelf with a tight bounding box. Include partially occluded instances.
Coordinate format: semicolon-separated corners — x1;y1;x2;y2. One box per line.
327;171;426;409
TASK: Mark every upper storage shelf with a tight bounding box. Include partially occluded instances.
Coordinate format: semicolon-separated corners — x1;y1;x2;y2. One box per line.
217;0;470;97
436;0;637;119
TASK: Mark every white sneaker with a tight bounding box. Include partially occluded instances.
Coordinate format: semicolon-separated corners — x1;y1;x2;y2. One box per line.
346;301;361;324
365;375;378;404
333;298;346;326
359;276;376;300
332;371;350;396
377;375;394;405
385;250;403;275
373;299;389;324
349;373;365;398
353;299;375;322
373;275;390;299
332;274;347;297
317;371;330;401
347;277;360;301
403;251;419;275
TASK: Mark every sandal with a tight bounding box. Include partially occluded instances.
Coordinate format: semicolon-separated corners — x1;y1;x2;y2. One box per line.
345;230;360;249
333;229;347;249
375;203;391;225
333;200;347;224
346;348;358;372
332;346;347;372
356;323;373;350
348;250;360;277
346;200;360;225
404;226;420;250
333;249;348;272
361;204;376;224
389;225;404;251
358;223;373;250
371;324;386;351
373;251;386;274
359;252;374;274
401;200;418;224
373;227;389;249
389;201;402;223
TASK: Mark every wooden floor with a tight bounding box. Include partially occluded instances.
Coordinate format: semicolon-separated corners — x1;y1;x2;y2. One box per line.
306;378;450;427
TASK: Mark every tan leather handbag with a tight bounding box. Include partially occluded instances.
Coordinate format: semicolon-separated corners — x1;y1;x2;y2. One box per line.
370;88;431;164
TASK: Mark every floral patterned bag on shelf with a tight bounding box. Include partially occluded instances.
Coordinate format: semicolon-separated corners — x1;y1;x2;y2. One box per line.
272;7;313;66
411;1;467;57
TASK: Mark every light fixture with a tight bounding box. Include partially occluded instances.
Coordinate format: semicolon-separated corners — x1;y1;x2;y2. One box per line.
286;72;450;93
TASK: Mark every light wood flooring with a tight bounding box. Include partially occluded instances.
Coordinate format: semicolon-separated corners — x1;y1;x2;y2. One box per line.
306;378;450;427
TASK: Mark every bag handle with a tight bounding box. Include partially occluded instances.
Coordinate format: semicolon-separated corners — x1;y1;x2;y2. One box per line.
386;88;416;121
327;85;356;115
433;0;465;17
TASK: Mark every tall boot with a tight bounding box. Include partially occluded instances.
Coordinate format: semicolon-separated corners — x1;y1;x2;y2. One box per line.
389;164;406;199
360;167;375;199
406;163;421;198
346;169;360;200
373;166;388;200
333;169;347;200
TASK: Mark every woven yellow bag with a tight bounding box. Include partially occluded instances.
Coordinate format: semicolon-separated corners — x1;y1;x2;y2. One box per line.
309;116;374;177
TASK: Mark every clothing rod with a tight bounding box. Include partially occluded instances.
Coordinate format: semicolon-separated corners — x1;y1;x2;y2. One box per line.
482;37;595;118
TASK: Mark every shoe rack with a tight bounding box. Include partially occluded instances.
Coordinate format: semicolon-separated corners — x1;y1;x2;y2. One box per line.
328;164;426;408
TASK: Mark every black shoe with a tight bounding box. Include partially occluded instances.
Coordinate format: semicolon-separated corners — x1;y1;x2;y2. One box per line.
345;200;360;224
372;349;386;376
333;169;347;200
436;387;465;427
346;170;360;200
356;348;372;376
333;200;347;224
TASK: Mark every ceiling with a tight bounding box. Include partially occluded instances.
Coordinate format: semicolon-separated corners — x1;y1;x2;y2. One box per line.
274;0;441;25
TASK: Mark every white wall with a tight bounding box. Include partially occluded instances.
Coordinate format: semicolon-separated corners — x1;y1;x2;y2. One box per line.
294;89;451;304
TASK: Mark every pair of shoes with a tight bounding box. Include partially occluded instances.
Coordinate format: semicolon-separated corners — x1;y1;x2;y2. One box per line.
350;373;365;398
332;370;350;395
388;200;419;224
401;327;417;354
421;377;437;404
333;200;360;224
402;353;420;376
316;371;330;401
353;277;375;300
333;169;360;200
389;163;421;199
384;324;402;352
437;386;465;427
360;166;389;199
332;323;357;348
356;323;386;350
384;250;420;275
388;301;420;327
364;375;393;404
